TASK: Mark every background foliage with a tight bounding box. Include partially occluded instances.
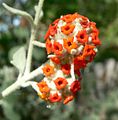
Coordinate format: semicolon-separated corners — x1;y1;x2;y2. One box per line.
0;0;118;120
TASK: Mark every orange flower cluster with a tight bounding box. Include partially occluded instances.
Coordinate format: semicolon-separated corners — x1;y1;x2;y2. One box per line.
36;13;101;104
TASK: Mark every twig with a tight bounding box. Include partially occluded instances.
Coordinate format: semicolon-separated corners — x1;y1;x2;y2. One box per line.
1;65;43;98
32;41;46;48
70;57;75;81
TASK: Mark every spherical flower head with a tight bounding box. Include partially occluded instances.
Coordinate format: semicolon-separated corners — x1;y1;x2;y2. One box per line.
45;13;101;63
35;13;101;105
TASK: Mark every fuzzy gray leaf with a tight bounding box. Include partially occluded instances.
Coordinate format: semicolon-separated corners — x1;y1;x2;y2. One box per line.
11;47;26;74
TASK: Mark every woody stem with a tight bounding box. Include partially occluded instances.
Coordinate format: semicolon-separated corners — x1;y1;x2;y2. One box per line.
25;0;45;74
0;0;45;99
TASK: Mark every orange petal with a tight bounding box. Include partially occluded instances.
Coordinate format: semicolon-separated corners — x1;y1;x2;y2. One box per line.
63;95;74;104
46;39;52;54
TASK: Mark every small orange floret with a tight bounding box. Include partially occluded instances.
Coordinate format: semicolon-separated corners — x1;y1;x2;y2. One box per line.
70;80;81;94
91;33;101;45
83;44;96;62
42;64;54;76
46;39;52;54
61;64;70;75
76;30;88;44
63;37;77;53
44;24;57;40
72;13;80;19
38;93;48;100
61;13;80;23
61;14;74;23
37;81;50;93
44;28;50;40
52;41;63;56
49;25;57;36
90;22;96;28
83;44;96;57
50;57;61;64
92;27;99;36
63;95;74;104
52;18;59;25
48;93;62;103
80;15;89;28
61;24;75;35
54;77;68;90
74;55;86;70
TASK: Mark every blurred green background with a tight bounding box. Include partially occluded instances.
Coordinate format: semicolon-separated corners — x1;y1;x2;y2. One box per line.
0;0;118;120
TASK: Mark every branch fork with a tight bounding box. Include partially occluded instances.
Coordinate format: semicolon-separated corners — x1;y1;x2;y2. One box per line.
1;0;45;99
